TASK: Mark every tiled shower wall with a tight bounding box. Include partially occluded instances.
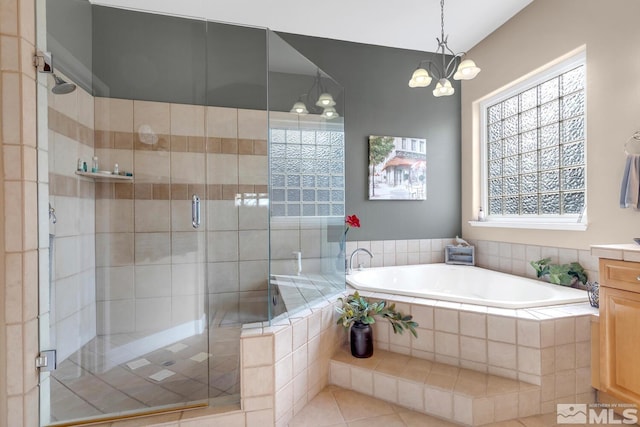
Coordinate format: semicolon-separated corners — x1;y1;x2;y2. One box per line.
47;81;97;362
345;237;599;281
93;97;269;334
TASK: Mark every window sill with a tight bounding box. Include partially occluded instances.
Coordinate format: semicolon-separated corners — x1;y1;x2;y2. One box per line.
468;220;588;231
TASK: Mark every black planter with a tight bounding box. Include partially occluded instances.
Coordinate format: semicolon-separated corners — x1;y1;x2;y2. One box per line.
350;321;373;358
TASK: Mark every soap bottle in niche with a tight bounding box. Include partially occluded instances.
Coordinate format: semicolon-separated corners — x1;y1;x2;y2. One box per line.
91;156;99;173
77;158;83;171
113;163;119;174
478;207;485;222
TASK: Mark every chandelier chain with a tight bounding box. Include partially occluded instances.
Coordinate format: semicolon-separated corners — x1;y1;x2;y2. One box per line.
440;0;445;42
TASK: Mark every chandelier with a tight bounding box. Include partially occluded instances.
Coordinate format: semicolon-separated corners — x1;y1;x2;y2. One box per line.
290;70;339;119
408;0;480;97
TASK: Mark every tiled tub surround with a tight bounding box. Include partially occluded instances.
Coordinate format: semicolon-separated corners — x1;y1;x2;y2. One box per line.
329;291;596;424
345;238;600;283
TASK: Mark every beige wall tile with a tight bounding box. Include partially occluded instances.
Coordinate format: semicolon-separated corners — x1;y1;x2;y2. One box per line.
488;341;516;369
517;319;540;347
207;153;238;185
0;0;18;36
373;372;397;403
22;181;37;250
238;109;267;140
134;232;171;265
133;100;170;135
434;331;459;358
350;367;373;395
5;252;22;323
95;97;133;132
238;155;267;185
135;297;171;332
275;354;293;391
243;335;274;368
170;103;204;137
206;106;237;138
4;144;21;180
2;72;21;144
134;200;170;232
5;181;23;252
239;230;268;261
488;315;516;344
95;199;134;233
172;232;206;264
460;311;486;338
460;336;487;363
243;365;274;397
133;151;171;183
423;388;452;419
22;250;38;321
20;39;35;81
434;308;458;334
518;346;541;375
1;35;19;71
171;151;204;184
96;266;134;301
96;299;134;335
554;318;575;345
95;232;134;267
6;324;24;395
134;264;171;299
18;0;34;43
410;305;434;329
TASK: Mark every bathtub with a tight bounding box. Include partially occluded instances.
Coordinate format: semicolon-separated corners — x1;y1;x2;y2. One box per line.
346;263;588;309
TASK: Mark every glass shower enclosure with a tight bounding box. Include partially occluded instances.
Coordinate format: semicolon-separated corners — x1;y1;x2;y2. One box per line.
36;1;345;425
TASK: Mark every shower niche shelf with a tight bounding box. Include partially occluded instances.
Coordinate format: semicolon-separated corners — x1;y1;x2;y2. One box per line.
75;171;133;181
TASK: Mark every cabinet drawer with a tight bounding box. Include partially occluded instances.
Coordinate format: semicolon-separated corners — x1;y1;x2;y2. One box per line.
600;259;640;292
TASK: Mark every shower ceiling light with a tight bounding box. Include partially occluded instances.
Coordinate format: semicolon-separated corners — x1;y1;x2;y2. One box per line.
290;70;339;119
408;0;481;97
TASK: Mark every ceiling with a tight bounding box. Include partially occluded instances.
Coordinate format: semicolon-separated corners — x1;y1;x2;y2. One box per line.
91;0;533;52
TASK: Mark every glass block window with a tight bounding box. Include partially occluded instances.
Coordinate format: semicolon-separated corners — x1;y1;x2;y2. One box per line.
484;55;585;219
270;128;345;217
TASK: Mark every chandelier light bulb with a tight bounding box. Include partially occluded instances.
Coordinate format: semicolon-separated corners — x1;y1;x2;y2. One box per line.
408;68;432;88
290;101;308;115
316;93;336;107
321;107;339;119
453;59;481;80
433;78;455;97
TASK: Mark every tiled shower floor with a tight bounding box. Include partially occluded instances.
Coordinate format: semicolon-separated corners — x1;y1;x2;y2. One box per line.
48;325;241;424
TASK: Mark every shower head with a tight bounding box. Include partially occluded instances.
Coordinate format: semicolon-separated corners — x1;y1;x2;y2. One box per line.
52;74;76;95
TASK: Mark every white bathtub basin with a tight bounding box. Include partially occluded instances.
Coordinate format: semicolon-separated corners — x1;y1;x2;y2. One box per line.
346;263;588;309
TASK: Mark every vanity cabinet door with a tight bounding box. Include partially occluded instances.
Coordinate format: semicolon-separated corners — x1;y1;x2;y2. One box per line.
599;285;640;405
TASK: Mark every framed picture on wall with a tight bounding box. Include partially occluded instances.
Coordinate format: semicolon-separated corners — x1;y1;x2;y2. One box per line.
368;135;427;200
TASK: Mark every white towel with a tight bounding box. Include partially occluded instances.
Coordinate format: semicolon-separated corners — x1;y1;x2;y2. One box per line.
620;153;640;210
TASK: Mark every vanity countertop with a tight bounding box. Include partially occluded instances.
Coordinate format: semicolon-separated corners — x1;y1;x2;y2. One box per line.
591;243;640;262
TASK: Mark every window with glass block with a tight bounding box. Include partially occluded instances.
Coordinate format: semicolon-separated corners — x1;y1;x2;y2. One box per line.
270;128;345;217
485;63;585;217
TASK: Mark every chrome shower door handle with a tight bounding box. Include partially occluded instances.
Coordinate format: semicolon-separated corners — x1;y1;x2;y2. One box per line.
191;194;200;229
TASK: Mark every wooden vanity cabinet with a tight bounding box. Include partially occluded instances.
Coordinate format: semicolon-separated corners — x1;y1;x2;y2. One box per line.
599;258;640;405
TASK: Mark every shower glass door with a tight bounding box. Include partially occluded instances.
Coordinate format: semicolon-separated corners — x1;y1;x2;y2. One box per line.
37;3;230;425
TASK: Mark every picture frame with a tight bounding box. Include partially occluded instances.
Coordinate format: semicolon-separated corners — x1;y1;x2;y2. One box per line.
368;135;427;200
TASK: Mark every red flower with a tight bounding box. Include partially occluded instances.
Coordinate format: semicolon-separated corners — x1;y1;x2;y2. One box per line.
345;214;361;229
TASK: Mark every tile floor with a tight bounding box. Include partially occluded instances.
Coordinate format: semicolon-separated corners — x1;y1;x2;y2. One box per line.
288;385;589;427
48;325;241;424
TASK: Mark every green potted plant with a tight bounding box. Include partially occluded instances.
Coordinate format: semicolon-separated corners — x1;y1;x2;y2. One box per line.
530;257;588;289
336;291;418;358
